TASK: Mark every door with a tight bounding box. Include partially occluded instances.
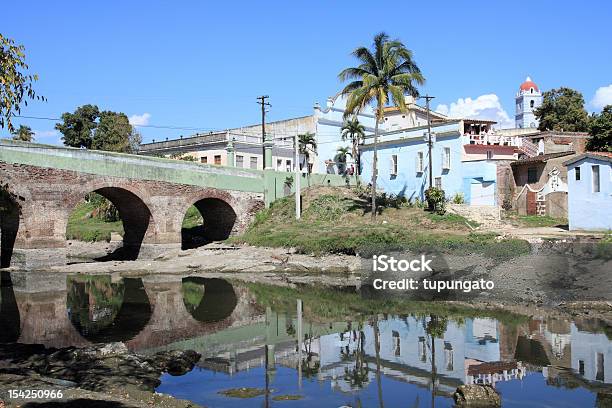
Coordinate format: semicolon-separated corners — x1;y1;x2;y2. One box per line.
470;181;495;206
526;191;537;215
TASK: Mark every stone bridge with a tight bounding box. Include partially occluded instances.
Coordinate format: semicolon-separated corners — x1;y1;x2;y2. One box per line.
0;141;273;269
0;140;357;269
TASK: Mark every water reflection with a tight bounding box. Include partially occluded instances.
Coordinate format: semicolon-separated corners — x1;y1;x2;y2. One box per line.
181;277;238;323
1;273;611;407
67;275;152;343
0;271;20;342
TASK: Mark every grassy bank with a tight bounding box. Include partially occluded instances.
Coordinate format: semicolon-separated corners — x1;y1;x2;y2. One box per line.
66;201;123;242
66;202;202;242
233;187;530;260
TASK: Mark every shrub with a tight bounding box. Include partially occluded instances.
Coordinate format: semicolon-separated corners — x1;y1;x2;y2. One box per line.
425;187;446;215
452;192;465;204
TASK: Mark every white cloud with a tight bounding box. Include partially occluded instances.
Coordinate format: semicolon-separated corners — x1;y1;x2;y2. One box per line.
435;94;514;129
129;113;151;126
591;84;612;110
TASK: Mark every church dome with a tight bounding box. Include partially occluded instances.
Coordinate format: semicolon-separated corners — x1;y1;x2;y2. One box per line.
520;76;539;92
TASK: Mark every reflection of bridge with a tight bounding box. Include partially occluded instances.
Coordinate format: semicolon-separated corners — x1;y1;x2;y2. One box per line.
2;273;262;351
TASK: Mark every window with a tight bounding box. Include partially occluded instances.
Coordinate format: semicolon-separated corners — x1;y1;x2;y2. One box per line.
200;156;207;164
236;155;244;168
277;159;283;170
250;157;258;169
530;100;535;108
579;360;585;376
214;155;221;165
416;151;424;173
596;353;604;382
592;165;600;192
527;167;538;183
443;147;451;169
286;159;292;172
390;154;398;176
486;150;493;160
435;177;442;189
575;166;581;180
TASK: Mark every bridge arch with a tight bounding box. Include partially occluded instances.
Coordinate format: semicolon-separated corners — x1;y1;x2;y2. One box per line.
66;184;156;261
180;191;238;249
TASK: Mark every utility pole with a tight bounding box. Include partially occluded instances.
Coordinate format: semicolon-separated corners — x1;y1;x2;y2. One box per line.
420;95;435;189
257;95;271;165
294;133;301;220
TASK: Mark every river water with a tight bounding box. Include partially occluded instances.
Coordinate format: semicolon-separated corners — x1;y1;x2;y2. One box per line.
1;271;611;407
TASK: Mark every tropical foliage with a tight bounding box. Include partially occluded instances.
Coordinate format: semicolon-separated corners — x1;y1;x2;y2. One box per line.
334;146;352;174
587;105;612;152
56;104;141;153
298;132;317;173
341;118;366;174
534;87;590;132
338;32;424;218
0;34;44;133
11;124;34;142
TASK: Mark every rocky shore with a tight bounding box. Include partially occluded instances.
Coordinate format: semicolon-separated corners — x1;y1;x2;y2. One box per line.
0;342;201;408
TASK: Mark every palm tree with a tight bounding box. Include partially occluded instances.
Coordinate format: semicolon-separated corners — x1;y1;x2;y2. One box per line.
334;146;352;175
338;32;424;219
341;118;365;174
298;132;317;174
11;125;34;142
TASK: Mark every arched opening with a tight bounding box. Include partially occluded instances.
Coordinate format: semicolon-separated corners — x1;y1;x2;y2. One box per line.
0;187;20;268
66;187;152;262
181;198;237;250
66;274;152;343
181;277;237;323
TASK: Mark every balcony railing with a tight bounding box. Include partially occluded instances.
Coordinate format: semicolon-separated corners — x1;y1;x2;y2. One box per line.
464;133;521;147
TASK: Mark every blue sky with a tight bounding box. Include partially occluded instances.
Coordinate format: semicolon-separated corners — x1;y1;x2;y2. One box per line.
3;1;612;144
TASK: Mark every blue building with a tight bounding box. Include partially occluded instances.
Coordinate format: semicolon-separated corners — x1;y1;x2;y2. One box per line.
563;152;612;231
359;120;503;205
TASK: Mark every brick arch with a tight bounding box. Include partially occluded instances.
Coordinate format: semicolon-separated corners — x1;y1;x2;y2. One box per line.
66;182;157;260
179;190;239;248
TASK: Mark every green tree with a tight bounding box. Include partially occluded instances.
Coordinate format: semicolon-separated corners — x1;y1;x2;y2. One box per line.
56;104;100;149
334;146;352;175
587;105;612;152
534;87;590;132
91;111;133;152
338;32;424;218
0;34;44;133
11;125;34;142
341;118;366;174
298;132;317;173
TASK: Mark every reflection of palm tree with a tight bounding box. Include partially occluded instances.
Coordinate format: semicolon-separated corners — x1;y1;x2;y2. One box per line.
372;317;385;408
424;314;448;408
343;323;369;388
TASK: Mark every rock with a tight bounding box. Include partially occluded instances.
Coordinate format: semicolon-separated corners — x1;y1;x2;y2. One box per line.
453;384;501;407
151;350;201;376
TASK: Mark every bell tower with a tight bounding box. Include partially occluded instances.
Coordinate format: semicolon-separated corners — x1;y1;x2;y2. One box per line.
515;76;543;128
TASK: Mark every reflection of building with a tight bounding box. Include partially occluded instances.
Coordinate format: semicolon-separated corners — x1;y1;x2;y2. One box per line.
571;324;611;383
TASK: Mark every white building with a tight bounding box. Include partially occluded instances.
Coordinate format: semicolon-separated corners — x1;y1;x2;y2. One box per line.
515;76;543;129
